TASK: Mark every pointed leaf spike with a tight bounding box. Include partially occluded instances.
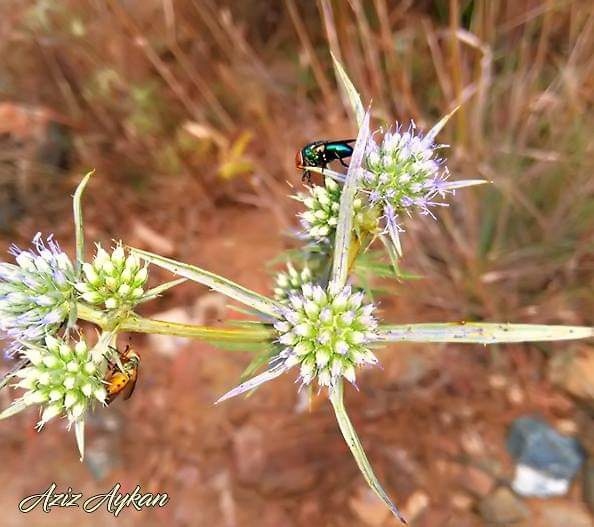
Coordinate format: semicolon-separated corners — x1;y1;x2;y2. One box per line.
0;399;29;420
330;380;406;523
331;109;371;287
214;363;288;405
129;247;283;319
331;52;365;127
441;179;489;191
376;323;594;344
73;170;95;276
74;419;85;462
422;106;460;147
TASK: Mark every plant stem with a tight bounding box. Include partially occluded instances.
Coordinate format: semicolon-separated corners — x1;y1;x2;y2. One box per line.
76;303;274;343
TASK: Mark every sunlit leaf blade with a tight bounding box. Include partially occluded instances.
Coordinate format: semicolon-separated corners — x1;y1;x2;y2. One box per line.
0;399;29;420
74;419;85;462
376;323;594;344
139;278;187;303
214;362;288;405
129;248;282;319
73;170;94;276
422;106;459;147
442;179;489;191
329;380;406;524
331;52;365;127
331;110;370;288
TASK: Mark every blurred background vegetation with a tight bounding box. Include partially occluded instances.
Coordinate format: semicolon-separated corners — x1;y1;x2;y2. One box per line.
0;1;592;526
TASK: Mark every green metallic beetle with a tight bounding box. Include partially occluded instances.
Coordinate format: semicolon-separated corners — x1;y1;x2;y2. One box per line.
296;139;355;183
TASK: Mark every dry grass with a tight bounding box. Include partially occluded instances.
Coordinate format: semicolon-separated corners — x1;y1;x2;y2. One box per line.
1;1;591;329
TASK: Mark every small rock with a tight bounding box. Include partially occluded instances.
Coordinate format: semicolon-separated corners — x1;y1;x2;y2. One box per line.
538;501;593;527
232;424;265;484
402;490;430;522
461;430;486;456
349;485;391;527
549;347;594;402
512;464;571;497
451;492;473;510
507;384;525;405
459;465;495;497
479;487;530;525
507;416;585;497
488;374;507;389
555;418;578;435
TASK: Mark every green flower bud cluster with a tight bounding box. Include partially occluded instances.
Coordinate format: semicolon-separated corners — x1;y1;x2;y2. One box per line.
273;262;313;303
76;243;148;310
274;282;379;390
298;177;370;243
11;335;107;428
0;233;75;356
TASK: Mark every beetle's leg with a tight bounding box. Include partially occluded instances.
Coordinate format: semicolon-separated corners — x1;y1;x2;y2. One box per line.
339;158;350;168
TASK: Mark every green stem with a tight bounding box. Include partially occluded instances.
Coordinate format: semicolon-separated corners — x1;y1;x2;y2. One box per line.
76;303;274;343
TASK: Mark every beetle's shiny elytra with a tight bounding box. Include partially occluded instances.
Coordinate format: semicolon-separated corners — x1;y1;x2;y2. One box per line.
296;139;355;183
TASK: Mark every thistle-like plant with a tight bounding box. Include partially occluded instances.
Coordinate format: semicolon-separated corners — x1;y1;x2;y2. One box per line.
129;92;592;522
75;242;148;311
0;233;76;356
0;58;592;524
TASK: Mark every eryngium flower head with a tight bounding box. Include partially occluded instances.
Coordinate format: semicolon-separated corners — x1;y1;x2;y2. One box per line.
9;335;107;428
363;122;449;218
76;243;148;310
274;282;379;389
273;262;313;303
296;177;378;244
0;233;75;356
297;176;368;243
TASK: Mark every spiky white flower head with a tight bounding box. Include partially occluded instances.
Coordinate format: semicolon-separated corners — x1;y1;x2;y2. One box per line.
364;121;449;218
76;242;148;311
214;281;380;404
273;262;313;303
0;233;75;357
362;113;485;254
274;281;378;390
297;176;369;243
4;334;108;429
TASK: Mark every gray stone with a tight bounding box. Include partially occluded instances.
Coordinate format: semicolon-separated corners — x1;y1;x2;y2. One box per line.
479;487;530;525
507;416;585;480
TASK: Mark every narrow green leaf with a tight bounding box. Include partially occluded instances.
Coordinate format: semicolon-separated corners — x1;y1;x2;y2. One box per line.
139;278;187;303
331;110;370;288
129;248;283;319
331;52;365;127
329;380;406;523
0;399;29;420
73;170;94;276
74;419;85;462
376;323;594;344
